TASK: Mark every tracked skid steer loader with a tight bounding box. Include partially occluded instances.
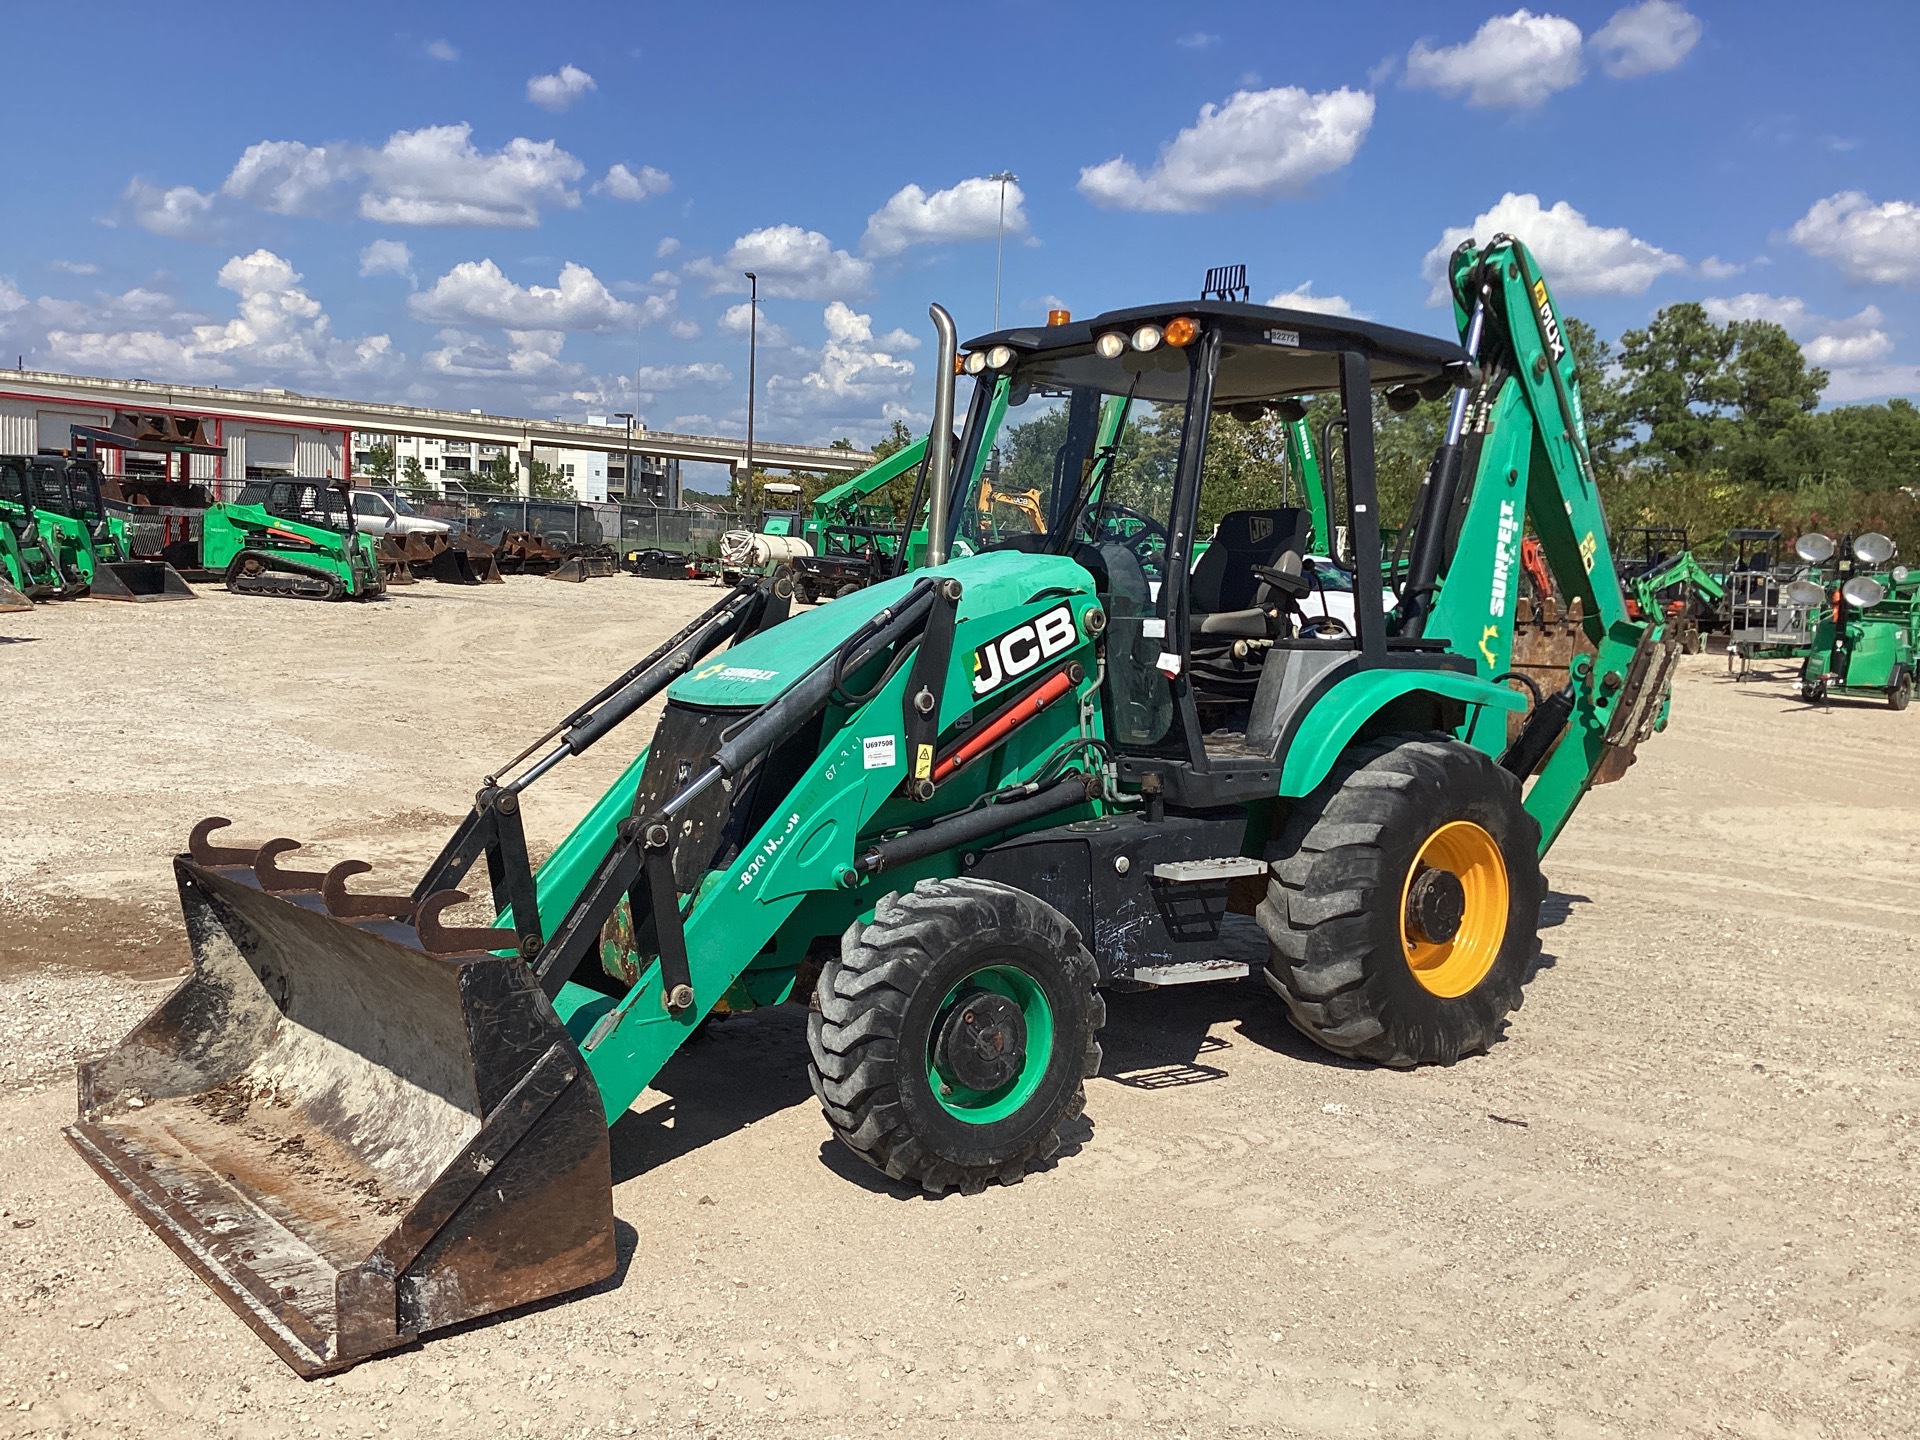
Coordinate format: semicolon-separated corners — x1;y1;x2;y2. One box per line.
73;238;1679;1376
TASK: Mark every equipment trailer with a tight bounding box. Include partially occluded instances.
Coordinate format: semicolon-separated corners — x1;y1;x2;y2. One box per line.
70;238;1677;1376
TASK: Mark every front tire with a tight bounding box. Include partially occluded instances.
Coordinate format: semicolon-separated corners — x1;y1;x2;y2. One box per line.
1259;733;1545;1067
808;878;1103;1194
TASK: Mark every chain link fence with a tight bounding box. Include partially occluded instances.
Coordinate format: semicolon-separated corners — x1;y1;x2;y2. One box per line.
408;498;748;554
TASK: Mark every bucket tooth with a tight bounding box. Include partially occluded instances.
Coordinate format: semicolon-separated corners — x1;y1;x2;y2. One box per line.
322;861;418;922
66;858;616;1376
254;839;329;893
189;817;259;869
414;890;520;956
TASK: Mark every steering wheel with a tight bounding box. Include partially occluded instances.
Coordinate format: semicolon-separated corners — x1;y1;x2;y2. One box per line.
1087;503;1169;566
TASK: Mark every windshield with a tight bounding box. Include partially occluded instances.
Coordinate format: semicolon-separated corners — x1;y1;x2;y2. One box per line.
951;350;1193;586
392;495;418;516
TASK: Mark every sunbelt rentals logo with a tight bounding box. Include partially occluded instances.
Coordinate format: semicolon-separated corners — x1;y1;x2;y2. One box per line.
1489;500;1520;617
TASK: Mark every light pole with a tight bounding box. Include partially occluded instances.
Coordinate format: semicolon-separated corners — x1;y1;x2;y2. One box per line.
613;412;634;504
743;270;758;511
989;171;1018;328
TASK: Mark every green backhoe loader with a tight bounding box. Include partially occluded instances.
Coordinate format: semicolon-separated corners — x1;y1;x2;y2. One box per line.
70;237;1677;1376
792;437;929;601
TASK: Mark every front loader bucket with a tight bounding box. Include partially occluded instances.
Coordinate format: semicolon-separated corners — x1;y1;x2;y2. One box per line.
426;545;482;585
88;559;198;602
0;575;31;611
66;840;616;1376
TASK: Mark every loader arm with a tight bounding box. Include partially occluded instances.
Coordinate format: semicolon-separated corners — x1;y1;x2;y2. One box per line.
1419;237;1677;852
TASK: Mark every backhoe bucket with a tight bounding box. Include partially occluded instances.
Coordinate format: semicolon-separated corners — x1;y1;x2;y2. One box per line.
0;576;30;611
66;837;616;1376
88;559;198;602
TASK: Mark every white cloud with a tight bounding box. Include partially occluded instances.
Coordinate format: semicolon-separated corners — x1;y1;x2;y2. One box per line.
425;39;458;62
1077;86;1374;212
719;302;795;349
668;317;699;340
410;259;636;331
635;362;731;389
29;249;395;385
1404;10;1585;108
1702;291;1894;371
655;236;681;258
1423;191;1684;297
1698;255;1743;280
862;176;1028;257
426;328;573;381
221;140;352;217
358;239;414;281
1789;192;1920;288
211;124;586;229
1266;283;1360;317
687;225;873;300
48;260;99;276
1592;1;1700;79
595;163;672;202
121;179;217;239
360;124;584;227
767;302;917;422
527;64;596;111
1176;31;1220;49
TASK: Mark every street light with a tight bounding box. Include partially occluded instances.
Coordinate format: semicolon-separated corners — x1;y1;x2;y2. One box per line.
989;171;1018;329
743;270;758;511
613;412;634;504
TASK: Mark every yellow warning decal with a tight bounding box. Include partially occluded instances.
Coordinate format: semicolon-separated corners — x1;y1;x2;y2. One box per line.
914;744;934;780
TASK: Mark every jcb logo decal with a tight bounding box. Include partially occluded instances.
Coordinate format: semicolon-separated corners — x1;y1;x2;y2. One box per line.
1532;278;1566;364
972;604;1076;696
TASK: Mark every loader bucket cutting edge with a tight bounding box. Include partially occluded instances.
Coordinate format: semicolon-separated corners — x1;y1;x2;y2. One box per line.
66;854;616;1376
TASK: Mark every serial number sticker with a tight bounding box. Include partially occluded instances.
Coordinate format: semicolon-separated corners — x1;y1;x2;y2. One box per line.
1265;328;1300;347
1142;618;1166;639
863;735;898;771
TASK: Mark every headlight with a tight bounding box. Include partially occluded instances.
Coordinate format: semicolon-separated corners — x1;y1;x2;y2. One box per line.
1095;331;1127;359
1131;324;1163;352
1842;575;1887;609
1784;579;1827;607
964;351;987;375
1895;565;1911;583
1853;531;1896;565
1795;532;1835;564
987;344;1015;370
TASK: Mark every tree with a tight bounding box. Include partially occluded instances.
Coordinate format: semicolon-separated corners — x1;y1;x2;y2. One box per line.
364;441;395;484
465;456;515;496
400;455;432;501
1618;303;1737;473
528;458;575;501
1564;316;1630;475
869;418;915;461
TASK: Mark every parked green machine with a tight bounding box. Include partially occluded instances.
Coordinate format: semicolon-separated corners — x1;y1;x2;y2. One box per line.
1794;531;1916;708
17;455;197;601
70;238;1676;1376
793;437;927;600
201;477;385;600
1;455;81;608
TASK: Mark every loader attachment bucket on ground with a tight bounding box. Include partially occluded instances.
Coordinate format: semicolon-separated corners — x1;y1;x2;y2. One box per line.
88;558;198;601
426;543;482;585
66;836;616;1377
0;576;30;611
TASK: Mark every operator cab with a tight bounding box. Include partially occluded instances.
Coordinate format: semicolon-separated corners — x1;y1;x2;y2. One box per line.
946;301;1471;805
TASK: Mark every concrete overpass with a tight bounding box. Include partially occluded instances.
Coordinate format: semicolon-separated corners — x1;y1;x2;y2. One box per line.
0;369;875;497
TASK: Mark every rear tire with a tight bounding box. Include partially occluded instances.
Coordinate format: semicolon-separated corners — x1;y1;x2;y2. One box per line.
1890;667;1911;711
808;878;1103;1194
1259;732;1545;1067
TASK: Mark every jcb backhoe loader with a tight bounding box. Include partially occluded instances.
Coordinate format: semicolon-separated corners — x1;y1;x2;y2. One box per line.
22;455;197;601
71;237;1677;1376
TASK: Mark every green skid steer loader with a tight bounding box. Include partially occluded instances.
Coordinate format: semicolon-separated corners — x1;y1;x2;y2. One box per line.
201;477;385;600
70;237;1678;1376
1;455;79;609
24;455;197;601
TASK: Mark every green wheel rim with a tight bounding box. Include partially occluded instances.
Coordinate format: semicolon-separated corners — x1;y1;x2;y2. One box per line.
927;964;1055;1124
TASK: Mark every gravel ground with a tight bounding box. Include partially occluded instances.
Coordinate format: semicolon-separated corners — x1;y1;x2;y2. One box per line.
0;582;1916;1439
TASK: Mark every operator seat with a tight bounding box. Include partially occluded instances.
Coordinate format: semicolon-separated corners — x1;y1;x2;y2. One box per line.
1188;507;1311;639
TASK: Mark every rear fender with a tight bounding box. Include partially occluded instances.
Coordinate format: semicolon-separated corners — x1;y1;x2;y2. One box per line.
1277;669;1525;798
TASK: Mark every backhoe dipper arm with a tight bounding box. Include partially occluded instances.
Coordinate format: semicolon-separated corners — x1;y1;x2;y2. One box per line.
1427;237;1677;852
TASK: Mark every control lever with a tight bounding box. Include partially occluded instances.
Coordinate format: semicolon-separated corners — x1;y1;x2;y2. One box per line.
1252;563;1311;598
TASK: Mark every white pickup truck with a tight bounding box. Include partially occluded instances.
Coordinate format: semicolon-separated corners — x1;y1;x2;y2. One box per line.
347;490;452;539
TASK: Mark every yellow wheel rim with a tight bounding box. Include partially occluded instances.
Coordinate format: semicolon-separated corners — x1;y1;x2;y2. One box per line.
1399;820;1509;998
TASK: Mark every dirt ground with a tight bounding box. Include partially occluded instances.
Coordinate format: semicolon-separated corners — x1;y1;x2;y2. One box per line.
1;579;1916;1440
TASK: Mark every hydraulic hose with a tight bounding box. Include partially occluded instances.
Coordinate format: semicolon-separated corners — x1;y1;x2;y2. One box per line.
855;772;1092;874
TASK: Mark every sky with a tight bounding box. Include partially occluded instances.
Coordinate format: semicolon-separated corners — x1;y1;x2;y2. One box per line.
3;0;1919;462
